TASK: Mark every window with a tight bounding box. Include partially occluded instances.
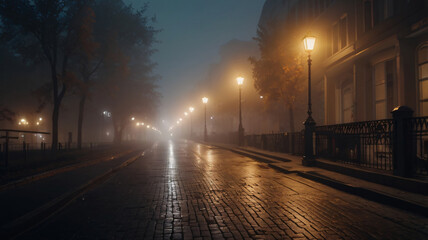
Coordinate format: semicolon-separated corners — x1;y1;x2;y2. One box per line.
364;0;373;32
331;15;347;54
418;45;428;116
339;16;348;49
332;23;339;53
374;59;396;119
342;83;353;123
364;0;395;32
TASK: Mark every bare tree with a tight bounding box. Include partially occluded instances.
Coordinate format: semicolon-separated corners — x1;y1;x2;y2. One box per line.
0;0;93;150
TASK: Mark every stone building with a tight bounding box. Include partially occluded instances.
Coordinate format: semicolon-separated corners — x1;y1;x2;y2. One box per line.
259;0;428;124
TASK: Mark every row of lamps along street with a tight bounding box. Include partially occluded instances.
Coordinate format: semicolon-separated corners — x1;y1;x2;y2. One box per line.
171;35;316;166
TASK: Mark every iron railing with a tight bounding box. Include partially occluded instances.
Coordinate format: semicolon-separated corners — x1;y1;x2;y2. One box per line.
0;141;111;170
245;132;304;155
315;119;394;171
406;117;428;176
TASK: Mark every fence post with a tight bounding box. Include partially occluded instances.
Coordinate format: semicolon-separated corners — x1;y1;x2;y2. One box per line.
23;141;27;161
392;106;414;177
5;132;9;168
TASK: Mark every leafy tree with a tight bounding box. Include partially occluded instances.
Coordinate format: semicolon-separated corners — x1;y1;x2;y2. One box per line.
94;1;159;143
70;3;100;149
249;25;305;132
0;0;93;150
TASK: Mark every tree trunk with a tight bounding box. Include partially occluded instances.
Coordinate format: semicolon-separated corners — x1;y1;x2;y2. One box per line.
51;102;60;151
113;125;123;144
77;95;87;149
289;105;295;133
50;70;66;152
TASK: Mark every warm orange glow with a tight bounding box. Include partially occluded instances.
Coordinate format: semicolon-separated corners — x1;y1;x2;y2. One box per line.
236;77;244;85
303;36;316;52
202;97;208;104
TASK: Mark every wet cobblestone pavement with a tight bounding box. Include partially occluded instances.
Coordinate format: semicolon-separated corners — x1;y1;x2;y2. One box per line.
21;140;428;239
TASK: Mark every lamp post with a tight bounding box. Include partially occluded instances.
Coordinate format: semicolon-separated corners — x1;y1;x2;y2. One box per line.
237;77;244;146
189;107;194;139
302;35;316;166
202;97;208;142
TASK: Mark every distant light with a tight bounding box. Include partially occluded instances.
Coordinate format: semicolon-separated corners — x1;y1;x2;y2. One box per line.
189;107;194;113
141;122;144;126
177;121;180;124
184;112;188;116
20;119;25;122
179;118;182;121
36;122;40;125
39;117;43;121
260;96;263;99
170;133;173;136
106;132;110;136
136;122;140;126
18;122;22;125
210;116;214;120
202;97;208;104
131;117;135;121
21;135;24;138
147;125;150;128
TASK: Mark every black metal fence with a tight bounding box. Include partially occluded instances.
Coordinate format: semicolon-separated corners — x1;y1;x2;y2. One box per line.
407;117;428;176
245;132;304;155
244;114;428;177
0;141;110;170
315;119;394;171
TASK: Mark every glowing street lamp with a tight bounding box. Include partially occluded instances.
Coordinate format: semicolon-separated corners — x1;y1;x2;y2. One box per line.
302;35;316;166
202;97;208;141
237;77;244;146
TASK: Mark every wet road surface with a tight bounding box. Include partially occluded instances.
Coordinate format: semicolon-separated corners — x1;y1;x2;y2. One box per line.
20;140;428;239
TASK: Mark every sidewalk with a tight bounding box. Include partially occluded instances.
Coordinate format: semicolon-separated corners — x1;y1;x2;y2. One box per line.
210;142;428;217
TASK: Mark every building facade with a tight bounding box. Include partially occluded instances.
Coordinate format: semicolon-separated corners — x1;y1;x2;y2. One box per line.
259;0;428;124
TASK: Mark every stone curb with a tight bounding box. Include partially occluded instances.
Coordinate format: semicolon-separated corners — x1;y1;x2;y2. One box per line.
0;146;153;240
210;143;428;217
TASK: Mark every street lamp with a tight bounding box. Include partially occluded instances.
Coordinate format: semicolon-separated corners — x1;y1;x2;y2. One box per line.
302;35;316;166
237;77;244;146
202;97;208;142
189;107;194;139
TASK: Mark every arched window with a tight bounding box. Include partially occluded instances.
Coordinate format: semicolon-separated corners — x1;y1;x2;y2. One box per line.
418;44;428;116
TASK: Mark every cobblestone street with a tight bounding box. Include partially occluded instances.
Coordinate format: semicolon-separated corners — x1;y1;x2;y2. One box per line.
21;141;428;239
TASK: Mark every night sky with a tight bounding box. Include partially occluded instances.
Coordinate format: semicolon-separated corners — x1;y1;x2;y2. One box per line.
127;0;265;119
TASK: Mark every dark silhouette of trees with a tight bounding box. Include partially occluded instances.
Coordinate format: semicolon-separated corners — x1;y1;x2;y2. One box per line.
94;1;159;144
250;25;305;132
0;0;94;150
0;0;159;146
